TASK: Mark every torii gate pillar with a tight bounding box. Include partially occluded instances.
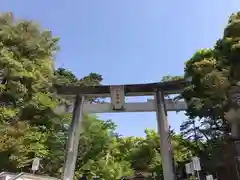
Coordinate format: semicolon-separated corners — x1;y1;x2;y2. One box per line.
61;95;85;180
155;90;175;180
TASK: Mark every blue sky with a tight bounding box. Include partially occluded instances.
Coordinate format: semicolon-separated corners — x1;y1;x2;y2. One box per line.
1;1;240;136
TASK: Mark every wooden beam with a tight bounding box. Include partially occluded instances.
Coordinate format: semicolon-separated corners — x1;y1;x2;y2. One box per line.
54;79;188;96
55;99;187;114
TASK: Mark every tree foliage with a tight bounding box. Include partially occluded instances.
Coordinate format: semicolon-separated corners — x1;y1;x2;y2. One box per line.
180;12;240;178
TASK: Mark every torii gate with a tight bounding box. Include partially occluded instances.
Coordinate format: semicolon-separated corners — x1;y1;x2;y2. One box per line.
55;79;188;180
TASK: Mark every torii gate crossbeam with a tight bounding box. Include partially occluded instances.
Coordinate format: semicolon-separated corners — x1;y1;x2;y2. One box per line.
55;79;188;180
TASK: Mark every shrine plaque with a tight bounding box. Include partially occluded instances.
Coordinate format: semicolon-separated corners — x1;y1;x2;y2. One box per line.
110;85;125;110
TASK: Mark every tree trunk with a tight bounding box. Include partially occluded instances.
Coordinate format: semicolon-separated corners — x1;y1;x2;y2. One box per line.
231;123;240;180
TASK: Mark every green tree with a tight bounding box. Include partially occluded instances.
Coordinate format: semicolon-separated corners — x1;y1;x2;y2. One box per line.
161;75;183;82
54;67;102;87
181;11;240;176
54;68;78;85
0;12;60;171
0;12;104;175
180;118;202;142
183;12;240;123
